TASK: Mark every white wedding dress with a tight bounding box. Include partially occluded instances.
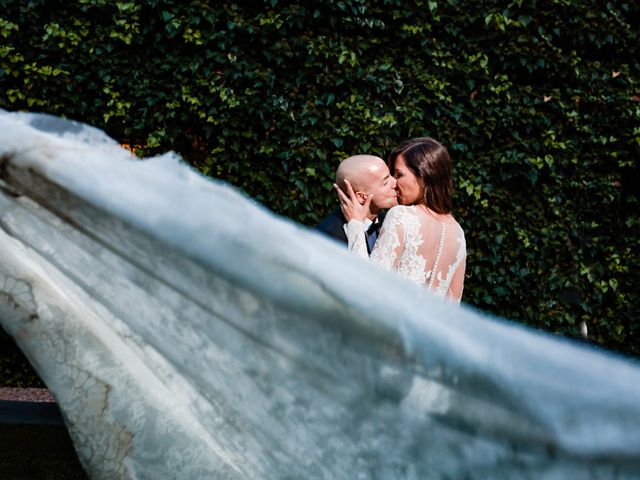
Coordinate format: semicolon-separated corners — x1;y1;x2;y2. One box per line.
347;205;466;302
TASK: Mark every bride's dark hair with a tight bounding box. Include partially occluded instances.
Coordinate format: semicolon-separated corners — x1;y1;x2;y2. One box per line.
388;137;454;214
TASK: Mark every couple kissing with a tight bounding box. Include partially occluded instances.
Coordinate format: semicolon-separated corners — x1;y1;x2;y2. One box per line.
316;137;466;303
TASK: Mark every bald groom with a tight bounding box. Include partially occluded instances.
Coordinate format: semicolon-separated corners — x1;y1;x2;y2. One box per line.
316;155;397;253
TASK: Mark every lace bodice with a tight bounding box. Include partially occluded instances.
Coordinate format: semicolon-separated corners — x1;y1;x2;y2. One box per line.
347;205;466;302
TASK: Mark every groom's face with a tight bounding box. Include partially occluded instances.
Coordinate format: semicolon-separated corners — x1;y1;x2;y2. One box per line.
362;161;398;212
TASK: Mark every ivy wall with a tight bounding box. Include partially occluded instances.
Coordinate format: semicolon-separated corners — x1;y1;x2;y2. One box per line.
1;0;639;364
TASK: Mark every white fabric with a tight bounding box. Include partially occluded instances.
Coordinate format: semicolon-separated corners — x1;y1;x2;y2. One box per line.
343;217;373;238
347;205;466;302
5;110;640;479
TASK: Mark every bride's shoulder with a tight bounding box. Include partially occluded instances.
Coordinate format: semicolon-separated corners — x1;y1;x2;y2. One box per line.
446;215;465;237
384;205;418;219
387;205;417;215
382;205;420;225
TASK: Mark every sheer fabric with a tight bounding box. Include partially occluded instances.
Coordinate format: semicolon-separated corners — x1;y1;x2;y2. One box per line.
346;205;466;302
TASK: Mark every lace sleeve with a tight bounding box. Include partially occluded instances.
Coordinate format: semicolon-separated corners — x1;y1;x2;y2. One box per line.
345;220;369;259
445;233;466;303
370;207;405;271
447;255;466;303
433;225;466;303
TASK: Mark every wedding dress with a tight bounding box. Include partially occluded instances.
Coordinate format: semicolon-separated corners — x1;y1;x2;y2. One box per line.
347;205;466;302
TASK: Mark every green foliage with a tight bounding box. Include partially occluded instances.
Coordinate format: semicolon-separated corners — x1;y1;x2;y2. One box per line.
1;0;638;358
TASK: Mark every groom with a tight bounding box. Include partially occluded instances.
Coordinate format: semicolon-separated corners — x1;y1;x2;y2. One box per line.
316;155;397;253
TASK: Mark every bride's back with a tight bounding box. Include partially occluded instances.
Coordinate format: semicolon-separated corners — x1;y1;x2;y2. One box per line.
372;205;466;301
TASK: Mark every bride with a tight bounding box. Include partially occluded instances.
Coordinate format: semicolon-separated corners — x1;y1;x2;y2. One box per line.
336;137;467;302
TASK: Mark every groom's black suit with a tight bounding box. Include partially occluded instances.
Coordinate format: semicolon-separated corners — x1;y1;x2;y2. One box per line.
315;207;384;254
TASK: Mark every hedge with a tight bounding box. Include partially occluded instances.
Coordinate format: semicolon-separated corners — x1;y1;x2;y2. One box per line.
1;0;638;364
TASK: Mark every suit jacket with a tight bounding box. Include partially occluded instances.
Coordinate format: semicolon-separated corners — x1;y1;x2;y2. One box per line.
315;207;385;254
315;207;348;244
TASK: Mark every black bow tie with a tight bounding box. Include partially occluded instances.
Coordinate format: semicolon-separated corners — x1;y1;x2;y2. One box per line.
366;219;381;235
366;219;381;253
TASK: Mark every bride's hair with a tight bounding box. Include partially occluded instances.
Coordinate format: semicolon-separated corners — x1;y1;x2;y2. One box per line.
388;137;454;214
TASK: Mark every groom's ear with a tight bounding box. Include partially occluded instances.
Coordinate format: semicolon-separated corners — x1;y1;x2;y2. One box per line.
355;191;367;204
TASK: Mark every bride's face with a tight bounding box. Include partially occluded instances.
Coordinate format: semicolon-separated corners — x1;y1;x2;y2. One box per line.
393;154;425;206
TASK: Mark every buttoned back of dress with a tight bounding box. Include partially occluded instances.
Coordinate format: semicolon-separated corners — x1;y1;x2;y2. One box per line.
347;205;466;302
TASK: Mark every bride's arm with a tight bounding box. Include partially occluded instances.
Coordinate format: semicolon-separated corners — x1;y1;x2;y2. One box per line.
447;259;466;303
345;220;369;258
370;207;404;270
334;179;371;258
446;232;466;303
334;181;405;268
